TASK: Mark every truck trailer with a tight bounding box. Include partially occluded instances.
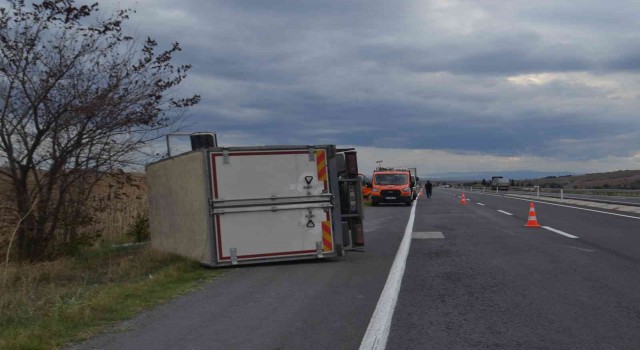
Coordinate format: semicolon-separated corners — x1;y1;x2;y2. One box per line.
146;145;365;267
490;176;510;191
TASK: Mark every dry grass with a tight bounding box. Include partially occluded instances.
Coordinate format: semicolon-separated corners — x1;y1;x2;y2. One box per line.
0;244;218;350
87;173;147;243
0;171;220;349
0;171;148;260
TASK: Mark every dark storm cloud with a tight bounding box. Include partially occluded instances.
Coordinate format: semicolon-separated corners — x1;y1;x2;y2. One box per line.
119;0;640;165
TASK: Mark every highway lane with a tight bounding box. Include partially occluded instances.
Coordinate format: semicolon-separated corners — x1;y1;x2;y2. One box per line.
68;202;413;350
387;188;640;349
460;189;640;264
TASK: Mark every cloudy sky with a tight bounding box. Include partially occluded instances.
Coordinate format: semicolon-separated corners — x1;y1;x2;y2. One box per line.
117;0;640;176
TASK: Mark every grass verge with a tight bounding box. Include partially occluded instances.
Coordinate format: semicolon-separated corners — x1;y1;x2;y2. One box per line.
0;244;219;350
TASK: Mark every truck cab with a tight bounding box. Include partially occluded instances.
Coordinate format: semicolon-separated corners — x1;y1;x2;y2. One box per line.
371;169;413;206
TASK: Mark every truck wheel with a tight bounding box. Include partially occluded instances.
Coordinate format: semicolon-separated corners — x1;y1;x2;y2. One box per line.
405;201;412;206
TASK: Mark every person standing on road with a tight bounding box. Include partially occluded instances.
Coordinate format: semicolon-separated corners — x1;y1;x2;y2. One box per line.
425;180;433;199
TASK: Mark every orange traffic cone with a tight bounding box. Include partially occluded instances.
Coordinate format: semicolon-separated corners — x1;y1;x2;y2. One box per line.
460;192;468;205
524;202;541;228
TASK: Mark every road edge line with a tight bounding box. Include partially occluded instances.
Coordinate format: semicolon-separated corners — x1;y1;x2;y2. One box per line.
359;193;418;350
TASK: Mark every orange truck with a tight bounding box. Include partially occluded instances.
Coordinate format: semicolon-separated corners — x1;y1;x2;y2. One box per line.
370;167;414;206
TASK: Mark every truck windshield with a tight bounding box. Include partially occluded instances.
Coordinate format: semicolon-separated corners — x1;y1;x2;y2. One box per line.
374;174;408;185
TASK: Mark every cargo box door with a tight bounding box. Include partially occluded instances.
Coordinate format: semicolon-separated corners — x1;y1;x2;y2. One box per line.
212;204;334;262
209;149;335;263
210;149;330;203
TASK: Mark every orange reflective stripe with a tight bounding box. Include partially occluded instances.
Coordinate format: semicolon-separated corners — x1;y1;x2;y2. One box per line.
316;150;327;182
322;220;332;251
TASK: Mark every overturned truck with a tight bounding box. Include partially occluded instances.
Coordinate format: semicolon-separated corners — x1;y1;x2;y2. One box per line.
146;145;365;267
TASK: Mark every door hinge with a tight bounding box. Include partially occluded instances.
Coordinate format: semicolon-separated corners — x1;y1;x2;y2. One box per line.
230;248;238;265
316;242;323;258
308;147;315;161
222;149;230;164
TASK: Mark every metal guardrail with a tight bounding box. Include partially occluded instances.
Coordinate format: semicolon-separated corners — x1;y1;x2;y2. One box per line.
512;187;640;197
458;186;640;206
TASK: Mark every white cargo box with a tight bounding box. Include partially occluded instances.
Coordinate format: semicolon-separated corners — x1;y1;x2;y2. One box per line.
147;145;364;267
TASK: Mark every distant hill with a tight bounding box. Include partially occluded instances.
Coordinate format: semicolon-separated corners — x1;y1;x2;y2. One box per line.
421;169;640;189
420;170;576;181
522;170;640;189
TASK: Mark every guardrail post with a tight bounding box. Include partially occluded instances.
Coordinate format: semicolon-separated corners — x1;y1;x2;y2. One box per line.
561;189;564;200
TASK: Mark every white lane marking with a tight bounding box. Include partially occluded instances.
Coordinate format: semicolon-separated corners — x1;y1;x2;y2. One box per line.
566;246;595;252
359;190;418;350
413;231;444;239
467;192;640;220
477;203;486;206
543;226;579;239
497;210;513;216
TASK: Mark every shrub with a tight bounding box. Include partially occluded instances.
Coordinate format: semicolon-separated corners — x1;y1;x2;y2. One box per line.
126;212;150;243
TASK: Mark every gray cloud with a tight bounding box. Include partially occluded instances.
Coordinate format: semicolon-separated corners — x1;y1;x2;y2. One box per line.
112;0;640;170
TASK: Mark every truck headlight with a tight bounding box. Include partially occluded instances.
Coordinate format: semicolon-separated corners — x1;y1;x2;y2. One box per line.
373;188;379;192
402;188;411;192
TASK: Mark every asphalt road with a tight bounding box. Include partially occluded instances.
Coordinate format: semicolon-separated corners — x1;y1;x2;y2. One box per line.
68;201;412;350
388;189;640;349
70;189;640;349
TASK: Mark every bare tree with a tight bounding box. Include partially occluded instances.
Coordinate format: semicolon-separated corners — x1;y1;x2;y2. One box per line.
0;0;200;261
